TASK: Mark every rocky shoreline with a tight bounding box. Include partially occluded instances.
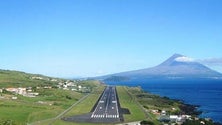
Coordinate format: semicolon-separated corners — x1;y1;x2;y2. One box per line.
136;86;221;125
167;98;221;125
178;102;202;116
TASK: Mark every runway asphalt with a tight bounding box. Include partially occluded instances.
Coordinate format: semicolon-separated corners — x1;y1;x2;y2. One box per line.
62;86;124;123
91;86;119;119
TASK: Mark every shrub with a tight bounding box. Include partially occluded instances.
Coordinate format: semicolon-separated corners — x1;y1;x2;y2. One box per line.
140;120;154;125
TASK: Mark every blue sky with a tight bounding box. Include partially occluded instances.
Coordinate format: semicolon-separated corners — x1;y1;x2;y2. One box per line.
1;0;222;77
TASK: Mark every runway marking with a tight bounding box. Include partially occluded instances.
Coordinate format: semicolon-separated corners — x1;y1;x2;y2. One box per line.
91;86;120;120
91;86;108;118
91;114;120;119
105;87;111;114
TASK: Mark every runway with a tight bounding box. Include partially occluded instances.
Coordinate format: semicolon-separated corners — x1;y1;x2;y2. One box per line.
62;86;124;123
91;86;119;119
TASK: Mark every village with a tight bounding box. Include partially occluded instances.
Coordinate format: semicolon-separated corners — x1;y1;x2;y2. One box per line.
0;76;90;100
149;108;211;125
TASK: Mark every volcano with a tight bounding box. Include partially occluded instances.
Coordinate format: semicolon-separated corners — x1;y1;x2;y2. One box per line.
98;54;222;81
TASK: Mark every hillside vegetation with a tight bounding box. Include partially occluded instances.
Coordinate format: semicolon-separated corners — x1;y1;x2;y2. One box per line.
0;69;59;88
0;69;102;125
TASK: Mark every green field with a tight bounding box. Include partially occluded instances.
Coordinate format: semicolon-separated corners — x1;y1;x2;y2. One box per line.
38;86;105;125
0;85;151;125
0;88;85;124
116;86;146;122
40;86;148;125
0;69;105;125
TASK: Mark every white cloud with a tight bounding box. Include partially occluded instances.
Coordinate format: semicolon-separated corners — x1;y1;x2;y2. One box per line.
198;58;222;66
175;56;194;62
197;58;222;73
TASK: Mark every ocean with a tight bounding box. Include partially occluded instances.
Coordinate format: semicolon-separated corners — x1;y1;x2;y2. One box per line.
106;79;222;123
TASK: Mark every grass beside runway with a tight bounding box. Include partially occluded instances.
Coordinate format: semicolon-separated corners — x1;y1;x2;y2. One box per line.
116;86;146;122
0;89;83;125
41;85;147;125
39;85;106;125
64;85;105;117
28;86;147;125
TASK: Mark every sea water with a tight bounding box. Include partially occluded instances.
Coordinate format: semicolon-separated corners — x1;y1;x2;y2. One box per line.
106;79;222;123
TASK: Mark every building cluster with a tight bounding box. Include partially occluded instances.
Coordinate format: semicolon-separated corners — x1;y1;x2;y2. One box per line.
0;76;92;101
31;76;91;92
31;76;44;80
150;109;191;124
149;108;211;125
57;80;90;93
4;87;39;98
0;85;56;99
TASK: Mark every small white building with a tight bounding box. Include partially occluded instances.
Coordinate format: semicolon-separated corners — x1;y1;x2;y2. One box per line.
18;88;26;95
12;96;18;100
6;88;17;93
161;110;166;115
78;85;82;89
200;121;205;124
170;115;178;121
170;115;184;122
26;92;39;97
27;89;32;92
151;109;159;114
31;76;43;80
182;115;191;119
44;86;52;89
71;88;77;91
63;85;68;88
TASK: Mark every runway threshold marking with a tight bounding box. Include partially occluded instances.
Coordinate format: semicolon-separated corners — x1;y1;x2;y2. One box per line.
91;86;120;119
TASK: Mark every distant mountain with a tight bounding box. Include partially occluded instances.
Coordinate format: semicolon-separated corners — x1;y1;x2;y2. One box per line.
98;54;222;82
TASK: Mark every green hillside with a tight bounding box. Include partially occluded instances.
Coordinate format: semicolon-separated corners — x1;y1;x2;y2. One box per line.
0;69;102;125
0;69;61;88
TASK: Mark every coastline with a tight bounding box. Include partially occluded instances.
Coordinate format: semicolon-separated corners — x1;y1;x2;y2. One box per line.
140;88;222;125
106;80;222;123
117;84;221;125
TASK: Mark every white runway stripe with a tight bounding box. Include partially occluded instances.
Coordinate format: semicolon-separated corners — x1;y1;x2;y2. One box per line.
91;114;107;118
91;114;119;119
103;114;120;118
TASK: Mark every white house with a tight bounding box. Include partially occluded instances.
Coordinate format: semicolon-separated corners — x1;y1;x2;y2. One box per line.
161;110;166;115
6;88;17;93
170;115;178;121
78;85;82;88
12;96;18;100
18;88;26;95
170;115;183;122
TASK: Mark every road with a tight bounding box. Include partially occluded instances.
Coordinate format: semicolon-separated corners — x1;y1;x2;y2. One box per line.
91;86;119;119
